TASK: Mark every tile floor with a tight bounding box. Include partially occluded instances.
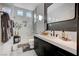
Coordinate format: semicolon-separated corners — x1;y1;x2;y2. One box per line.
0;37;37;56
10;49;37;56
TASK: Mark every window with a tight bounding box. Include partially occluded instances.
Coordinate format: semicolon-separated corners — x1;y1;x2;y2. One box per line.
17;10;23;16
26;11;32;17
2;7;11;15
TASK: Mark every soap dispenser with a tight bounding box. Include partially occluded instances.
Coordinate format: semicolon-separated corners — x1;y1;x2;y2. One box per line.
62;30;68;41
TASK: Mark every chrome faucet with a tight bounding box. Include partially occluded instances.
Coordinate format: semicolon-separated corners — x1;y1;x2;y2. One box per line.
51;29;55;37
50;30;52;36
53;30;55;37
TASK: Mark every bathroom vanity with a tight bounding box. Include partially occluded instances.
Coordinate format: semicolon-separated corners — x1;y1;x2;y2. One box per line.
34;34;77;56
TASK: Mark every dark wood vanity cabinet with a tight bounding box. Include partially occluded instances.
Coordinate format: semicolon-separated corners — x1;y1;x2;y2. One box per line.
34;36;45;56
34;36;75;56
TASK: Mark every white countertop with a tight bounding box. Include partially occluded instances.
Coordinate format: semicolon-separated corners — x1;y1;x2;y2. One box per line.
34;34;77;55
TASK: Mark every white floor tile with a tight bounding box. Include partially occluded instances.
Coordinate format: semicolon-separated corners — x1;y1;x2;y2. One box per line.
21;50;37;56
11;50;37;56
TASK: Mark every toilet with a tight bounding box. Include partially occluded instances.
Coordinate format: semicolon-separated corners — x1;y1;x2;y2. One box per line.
29;39;34;49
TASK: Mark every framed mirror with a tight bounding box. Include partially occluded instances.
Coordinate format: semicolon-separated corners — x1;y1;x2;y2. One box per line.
47;3;75;23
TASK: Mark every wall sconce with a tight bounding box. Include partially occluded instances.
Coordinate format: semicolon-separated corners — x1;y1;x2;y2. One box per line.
38;15;43;21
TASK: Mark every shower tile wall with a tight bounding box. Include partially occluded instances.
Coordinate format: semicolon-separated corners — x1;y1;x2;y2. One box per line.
0;4;34;43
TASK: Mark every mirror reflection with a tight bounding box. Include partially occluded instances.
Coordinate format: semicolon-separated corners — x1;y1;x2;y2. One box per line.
47;3;75;23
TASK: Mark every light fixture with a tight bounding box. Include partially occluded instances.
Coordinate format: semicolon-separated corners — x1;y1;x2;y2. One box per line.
38;15;43;21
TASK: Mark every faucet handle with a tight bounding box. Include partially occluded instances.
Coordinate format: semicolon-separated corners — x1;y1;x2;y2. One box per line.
53;30;55;36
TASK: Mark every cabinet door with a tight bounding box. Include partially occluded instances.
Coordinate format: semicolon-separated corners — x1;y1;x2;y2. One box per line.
34;37;38;50
43;41;57;56
34;37;45;56
34;36;58;56
34;37;39;55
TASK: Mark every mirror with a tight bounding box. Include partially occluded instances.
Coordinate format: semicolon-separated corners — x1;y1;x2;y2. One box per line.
47;3;75;23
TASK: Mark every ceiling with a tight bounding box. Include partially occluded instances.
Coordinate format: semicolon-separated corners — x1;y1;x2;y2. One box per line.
13;3;40;11
1;3;41;11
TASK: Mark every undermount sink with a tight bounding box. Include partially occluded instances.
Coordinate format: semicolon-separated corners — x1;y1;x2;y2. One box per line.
62;38;71;41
